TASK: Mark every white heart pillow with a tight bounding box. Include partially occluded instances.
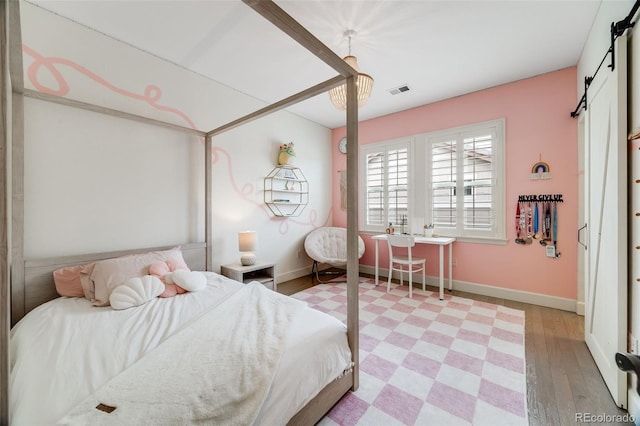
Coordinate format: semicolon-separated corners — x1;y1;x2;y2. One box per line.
169;270;207;292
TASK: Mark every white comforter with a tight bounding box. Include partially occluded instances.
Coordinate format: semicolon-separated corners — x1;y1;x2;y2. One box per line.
10;272;352;425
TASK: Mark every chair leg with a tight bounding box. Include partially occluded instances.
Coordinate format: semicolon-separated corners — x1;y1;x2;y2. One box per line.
408;267;412;299
387;260;392;293
312;261;347;284
422;263;426;292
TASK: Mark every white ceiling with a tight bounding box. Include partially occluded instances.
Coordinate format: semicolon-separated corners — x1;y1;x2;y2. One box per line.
27;0;601;129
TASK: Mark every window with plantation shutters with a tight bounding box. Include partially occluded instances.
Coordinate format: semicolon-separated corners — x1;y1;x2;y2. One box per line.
359;119;504;242
431;138;457;230
361;141;410;231
427;119;505;240
463;133;494;231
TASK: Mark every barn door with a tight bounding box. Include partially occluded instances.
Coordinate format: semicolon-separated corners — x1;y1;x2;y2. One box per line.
584;33;627;408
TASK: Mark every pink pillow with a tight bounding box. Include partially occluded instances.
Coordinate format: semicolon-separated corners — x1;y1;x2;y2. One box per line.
149;259;190;285
53;265;86;298
80;263;96;300
149;261;171;278
166;258;189;271
90;248;186;307
53;263;95;299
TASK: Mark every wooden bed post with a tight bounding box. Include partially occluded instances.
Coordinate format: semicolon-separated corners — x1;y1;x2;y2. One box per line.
9;0;24;330
205;134;213;271
0;3;9;422
2;0;24;422
240;0;361;393
345;76;359;391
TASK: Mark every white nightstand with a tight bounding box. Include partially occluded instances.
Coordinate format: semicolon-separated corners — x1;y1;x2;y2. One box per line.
220;261;276;292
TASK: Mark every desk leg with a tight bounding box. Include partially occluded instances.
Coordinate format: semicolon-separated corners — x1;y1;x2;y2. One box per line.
448;243;453;292
439;245;444;300
375;240;379;286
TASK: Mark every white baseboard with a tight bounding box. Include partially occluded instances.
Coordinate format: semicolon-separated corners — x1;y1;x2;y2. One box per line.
279;264;578;312
276;266;313;284
359;265;577;312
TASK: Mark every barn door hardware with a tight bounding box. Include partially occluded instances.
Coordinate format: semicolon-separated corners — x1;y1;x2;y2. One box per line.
578;223;587;250
570;0;639;118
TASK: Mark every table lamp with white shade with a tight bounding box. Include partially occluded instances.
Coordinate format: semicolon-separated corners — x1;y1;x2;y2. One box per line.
238;231;257;266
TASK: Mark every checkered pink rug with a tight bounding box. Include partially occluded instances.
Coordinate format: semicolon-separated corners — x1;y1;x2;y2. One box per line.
291;277;527;426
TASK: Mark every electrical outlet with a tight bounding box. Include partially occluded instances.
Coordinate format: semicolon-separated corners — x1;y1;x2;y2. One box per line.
452;258;457;267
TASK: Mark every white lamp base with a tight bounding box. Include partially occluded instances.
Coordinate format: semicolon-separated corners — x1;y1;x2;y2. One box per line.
241;253;256;266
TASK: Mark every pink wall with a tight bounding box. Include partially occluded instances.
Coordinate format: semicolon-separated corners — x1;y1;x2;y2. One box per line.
332;68;578;300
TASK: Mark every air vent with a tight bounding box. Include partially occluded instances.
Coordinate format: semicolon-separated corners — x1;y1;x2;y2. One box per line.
388;85;411;95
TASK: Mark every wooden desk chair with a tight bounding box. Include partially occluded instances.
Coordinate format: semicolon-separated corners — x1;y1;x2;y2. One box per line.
387;234;426;298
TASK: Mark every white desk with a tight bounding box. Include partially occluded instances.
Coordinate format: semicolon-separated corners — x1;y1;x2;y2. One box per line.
372;234;455;300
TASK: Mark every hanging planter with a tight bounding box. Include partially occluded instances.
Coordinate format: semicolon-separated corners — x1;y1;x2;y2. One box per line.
278;142;296;165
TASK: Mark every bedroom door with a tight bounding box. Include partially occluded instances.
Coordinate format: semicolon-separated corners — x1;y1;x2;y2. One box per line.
584;33;627;408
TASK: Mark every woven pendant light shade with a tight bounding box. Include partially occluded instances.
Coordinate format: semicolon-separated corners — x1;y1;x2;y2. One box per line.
328;55;374;110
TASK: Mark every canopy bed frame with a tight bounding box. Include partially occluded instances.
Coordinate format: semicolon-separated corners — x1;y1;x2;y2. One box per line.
0;0;361;423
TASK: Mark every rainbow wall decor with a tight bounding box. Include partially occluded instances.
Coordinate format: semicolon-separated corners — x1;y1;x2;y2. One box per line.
531;160;552;180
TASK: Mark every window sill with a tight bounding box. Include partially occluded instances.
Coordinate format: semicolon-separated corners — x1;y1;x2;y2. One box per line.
449;236;507;245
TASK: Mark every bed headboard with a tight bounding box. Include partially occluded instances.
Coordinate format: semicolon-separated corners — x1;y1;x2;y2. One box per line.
15;242;207;323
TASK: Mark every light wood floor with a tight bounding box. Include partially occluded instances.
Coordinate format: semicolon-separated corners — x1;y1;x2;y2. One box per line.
278;273;633;426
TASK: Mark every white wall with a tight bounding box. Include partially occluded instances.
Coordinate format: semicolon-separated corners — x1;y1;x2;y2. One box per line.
577;0;639;419
20;3;333;280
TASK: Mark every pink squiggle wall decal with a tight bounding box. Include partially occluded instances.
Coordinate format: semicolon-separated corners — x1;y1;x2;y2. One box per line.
23;45;198;131
211;147;331;232
22;44;331;233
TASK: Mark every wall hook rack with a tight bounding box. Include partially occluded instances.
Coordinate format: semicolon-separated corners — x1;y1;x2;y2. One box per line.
517;194;563;203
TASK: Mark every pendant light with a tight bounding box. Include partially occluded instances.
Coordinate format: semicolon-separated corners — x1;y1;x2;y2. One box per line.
328;30;374;110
